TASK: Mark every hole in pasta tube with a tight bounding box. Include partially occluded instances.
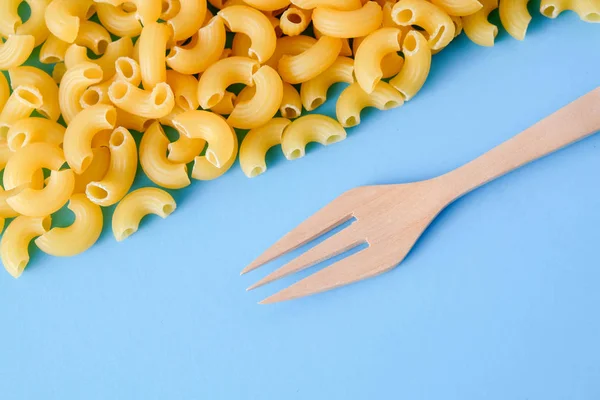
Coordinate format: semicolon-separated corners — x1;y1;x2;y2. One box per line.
310;97;324;110
289;149;303;159
116;58;136;80
153;85;170;106
43;56;61;64
97;40;109;55
161;0;170;13
394;9;414;25
86;184;109;201
104;108;118;127
41;215;52;232
119;228;135;241
205;150;221;168
122;2;137;12
403;33;418;53
327;134;343;144
250;166;264;178
81;89;101;107
109;81;130;101
430;26;446;49
541;5;556;17
344;117;357;127
585;13;600;22
83;67;103;81
16;87;43;108
286;12;303;24
274;26;283;37
206;93;223;109
384;101;399;109
142;119;154;131
110;129;126;147
80;156;92;173
162;204;175;216
86;4;96;19
177;95;194;111
9;133;27;150
282;106;300;119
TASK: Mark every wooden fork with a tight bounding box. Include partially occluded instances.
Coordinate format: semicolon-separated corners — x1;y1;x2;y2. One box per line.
242;87;600;304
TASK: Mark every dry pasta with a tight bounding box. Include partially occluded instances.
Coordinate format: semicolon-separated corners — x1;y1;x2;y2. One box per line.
312;1;383;38
281;114;347;160
1;215;51;278
45;0;94;43
239;117;291;177
138;22;171;89
541;0;600;21
9;66;60;121
0;34;35;69
336;81;404;127
108;80;175;119
40;34;70;64
95;2;143;37
167;0;207;41
391;0;456;51
7;117;65;152
462;0;499;46
278;35;342;84
0;0;50;46
280;83;303;119
389;30;432;101
354;27;402;94
299;56;354;111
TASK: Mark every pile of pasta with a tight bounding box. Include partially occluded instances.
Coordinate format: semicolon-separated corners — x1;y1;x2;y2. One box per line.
0;0;597;278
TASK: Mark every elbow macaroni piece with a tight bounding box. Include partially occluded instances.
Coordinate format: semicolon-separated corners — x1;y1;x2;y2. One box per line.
431;0;483;16
239;117;291;177
278;35;342;84
210;91;237;115
86;127;138;206
161;0;182;20
300;56;354;111
166;16;226;75
109;80;175;119
95;3;142;37
281;114;346;159
392;0;456;50
166;70;199;111
167;0;207;41
94;0;162;25
52;62;67;84
0;34;35;69
58;62;104;124
64;37;134;80
462;0;499;46
138;22;171;89
63;104;117;174
7;117;65;152
140;122;191;189
280;83;302;119
499;0;531;40
265;35;316;69
389;30;432;101
0;85;43;138
218;6;277;63
9;66;61;121
40;34;70;64
243;0;291;11
280;7;312;36
1;215;51;278
0;69;9;111
540;0;600;21
354;27;402;93
3;142;64;190
336;81;404;127
35;194;103;257
191;128;238;181
0;0;50;46
45;0;94;43
168;131;205;164
312;2;383;38
228;65;284;129
112;188;176;242
73;147;111;194
75;20;112;55
290;0;362;10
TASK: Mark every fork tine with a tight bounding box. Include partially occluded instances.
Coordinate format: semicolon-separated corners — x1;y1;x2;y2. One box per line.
247;224;363;291
259;247;396;304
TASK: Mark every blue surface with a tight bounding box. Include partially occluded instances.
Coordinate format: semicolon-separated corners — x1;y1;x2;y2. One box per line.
2;14;600;400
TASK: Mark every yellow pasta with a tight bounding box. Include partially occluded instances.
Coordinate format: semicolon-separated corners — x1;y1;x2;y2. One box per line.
243;0;291;11
210;91;237;116
168;133;205;164
166;70;199;111
0;34;35;69
7;117;65;152
281;114;347;159
197;56;260;109
265;35;317;69
280;6;313;36
35;194;103;257
336;81;404;127
499;0;531;40
172;110;236;168
81;56;141;109
462;0;499;46
140;122;191;189
290;0;362;10
58;62;104;124
280;83;302;119
431;0;483;16
228;66;283;129
190;128;238;181
354;27;402;93
1;215;51;278
166;16;226;75
389;30;431;100
45;0;94;43
75;20;112;55
0;70;9;110
392;0;456;50
40;34;70;64
73;147;111;194
0;86;43;138
162;0;182;20
9;66;61;121
353;33;404;78
64;37;134;80
0;169;45;219
116;109;153;132
86;127;138;206
278;36;342;84
52;62;67;83
138;22;171;89
112;187;176;242
0;0;50;46
0;140;13;171
63;104;117;174
167;0;207;41
451;14;464;36
312;1;383;38
95;2;142;37
109;80;175;119
300;56;354;111
239;117;291;177
94;0;162;25
541;0;600;21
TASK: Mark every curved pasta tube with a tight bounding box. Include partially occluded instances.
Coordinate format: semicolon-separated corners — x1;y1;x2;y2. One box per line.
40;34;70;64
231;32;252;58
0;167;44;219
210;92;237;115
336;81;404;127
161;0;182;19
228;66;283;129
389;30;431;101
7;169;75;217
0;34;35;69
59;62;104;124
140;122;191;189
280;7;312;36
64;37;134;80
313;25;352;56
85;127;137;206
265;35;316;69
75;20;111;55
312;2;383;38
3;142;65;190
35;194;103;257
73;147;111;194
0;86;43;138
239;117;291;178
243;0;291;11
218;6;277;63
112;188;176;242
541;0;600;21
197;56;260;109
0;0;50;46
290;0;362;10
7;117;65;152
431;0;483;16
191;128;238;181
168;133;205;164
172;110;236;168
117;110;153;133
499;0;531;40
108;80;175;119
354;27;402;93
168;0;207;41
45;0;93;43
138;22;170;89
95;3;142;37
166;70;199;111
94;0;162;25
9;66;61;121
281;115;346;160
63;104;117;174
353;33;404;78
278;36;342;84
81;56;142;109
166;16;226;75
280;83;302;119
392;0;456;50
300;56;354;111
462;0;499;46
1;215;51;278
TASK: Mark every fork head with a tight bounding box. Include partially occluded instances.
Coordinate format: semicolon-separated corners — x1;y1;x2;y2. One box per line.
242;178;451;304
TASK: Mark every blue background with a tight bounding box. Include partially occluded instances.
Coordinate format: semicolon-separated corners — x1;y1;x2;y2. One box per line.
1;10;600;400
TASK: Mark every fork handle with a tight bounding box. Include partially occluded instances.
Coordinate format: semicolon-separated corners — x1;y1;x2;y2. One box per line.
442;87;600;200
